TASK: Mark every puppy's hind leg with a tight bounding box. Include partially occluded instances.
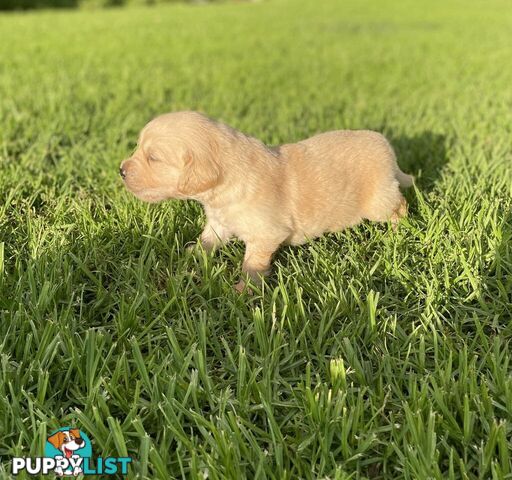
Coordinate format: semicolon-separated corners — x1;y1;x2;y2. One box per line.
390;195;408;231
363;183;407;230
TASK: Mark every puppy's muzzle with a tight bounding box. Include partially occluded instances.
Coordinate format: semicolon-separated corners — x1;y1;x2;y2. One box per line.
119;166;126;179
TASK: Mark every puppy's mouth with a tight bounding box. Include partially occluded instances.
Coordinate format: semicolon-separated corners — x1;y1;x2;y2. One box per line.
121;176;173;203
63;447;74;458
121;181;147;197
127;187;169;203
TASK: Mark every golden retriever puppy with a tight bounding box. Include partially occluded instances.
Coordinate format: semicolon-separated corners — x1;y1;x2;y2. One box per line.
120;111;413;291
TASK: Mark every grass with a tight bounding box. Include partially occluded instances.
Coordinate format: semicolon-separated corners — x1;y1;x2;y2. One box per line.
0;0;511;478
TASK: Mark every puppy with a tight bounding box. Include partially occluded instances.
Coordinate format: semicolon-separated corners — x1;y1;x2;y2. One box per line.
120;111;413;291
47;429;84;476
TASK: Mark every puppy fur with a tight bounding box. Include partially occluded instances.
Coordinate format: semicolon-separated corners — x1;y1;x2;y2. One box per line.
120;111;413;290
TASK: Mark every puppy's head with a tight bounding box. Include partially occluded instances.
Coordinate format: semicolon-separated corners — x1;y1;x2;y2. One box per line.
120;111;221;202
48;429;84;457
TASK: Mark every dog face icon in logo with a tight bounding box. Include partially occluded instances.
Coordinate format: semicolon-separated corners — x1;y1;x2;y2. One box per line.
45;428;92;477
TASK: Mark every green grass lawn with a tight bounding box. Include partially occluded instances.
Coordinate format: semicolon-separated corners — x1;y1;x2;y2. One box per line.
0;0;511;478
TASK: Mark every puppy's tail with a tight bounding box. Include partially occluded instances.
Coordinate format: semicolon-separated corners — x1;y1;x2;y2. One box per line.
396;169;414;188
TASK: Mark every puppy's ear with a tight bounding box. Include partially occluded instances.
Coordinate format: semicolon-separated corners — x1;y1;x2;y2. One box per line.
48;431;65;449
178;149;220;196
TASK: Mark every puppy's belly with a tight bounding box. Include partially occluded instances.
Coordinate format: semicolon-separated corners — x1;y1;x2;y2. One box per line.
285;213;363;245
285;193;365;245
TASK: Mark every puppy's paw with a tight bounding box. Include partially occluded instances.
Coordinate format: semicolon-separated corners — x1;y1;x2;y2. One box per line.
234;279;253;295
186;240;216;255
185;241;198;253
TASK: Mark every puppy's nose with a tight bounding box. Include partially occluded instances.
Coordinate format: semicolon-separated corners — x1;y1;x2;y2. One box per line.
75;438;84;446
119;167;126;179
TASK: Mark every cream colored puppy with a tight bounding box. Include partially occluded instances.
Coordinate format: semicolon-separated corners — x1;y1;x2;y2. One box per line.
120;111;413;291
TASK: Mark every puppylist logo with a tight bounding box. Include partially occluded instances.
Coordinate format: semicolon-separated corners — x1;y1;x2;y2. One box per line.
12;427;132;476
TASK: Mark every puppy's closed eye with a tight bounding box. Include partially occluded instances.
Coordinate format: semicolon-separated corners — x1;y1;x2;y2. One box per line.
144;148;161;162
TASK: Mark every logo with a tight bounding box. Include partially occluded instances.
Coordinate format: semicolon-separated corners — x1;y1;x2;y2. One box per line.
12;427;132;476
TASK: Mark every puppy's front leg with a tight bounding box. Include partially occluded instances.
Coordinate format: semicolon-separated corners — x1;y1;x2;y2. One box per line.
235;241;279;293
189;221;231;253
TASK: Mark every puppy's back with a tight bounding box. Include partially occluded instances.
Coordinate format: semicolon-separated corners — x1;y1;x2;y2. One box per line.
280;130;401;243
298;130;394;165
